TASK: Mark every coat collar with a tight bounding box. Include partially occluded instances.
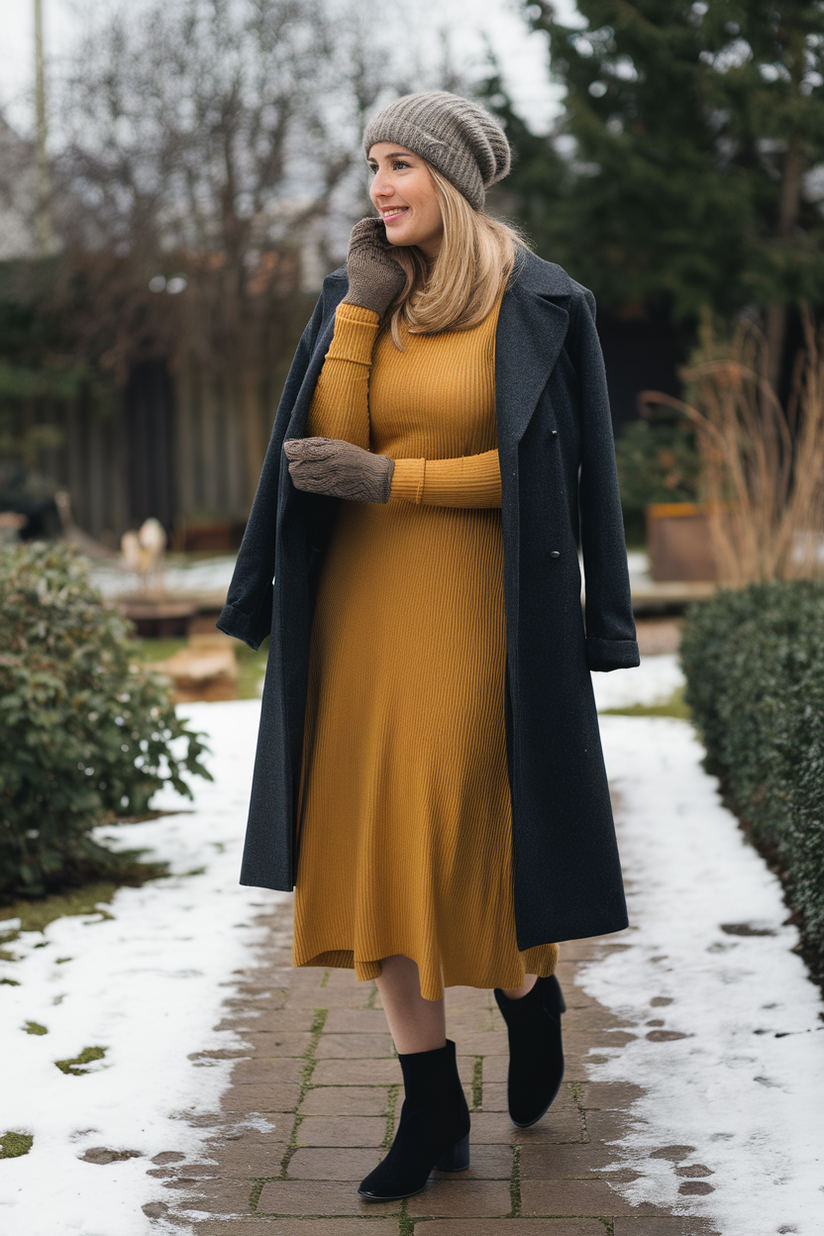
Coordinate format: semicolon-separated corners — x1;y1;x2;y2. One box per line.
495;248;572;449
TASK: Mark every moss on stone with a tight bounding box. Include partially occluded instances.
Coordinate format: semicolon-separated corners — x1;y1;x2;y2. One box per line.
55;1045;107;1075
0;867;168;935
0;1132;33;1158
601;686;690;720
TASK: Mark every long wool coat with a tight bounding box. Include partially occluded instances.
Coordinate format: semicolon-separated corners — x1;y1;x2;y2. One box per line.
218;247;640;950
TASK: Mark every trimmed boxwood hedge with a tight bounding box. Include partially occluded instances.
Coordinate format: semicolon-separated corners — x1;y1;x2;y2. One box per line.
680;581;824;964
0;542;211;900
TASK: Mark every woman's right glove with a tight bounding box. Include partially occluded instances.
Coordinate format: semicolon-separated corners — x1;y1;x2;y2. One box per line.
341;218;406;319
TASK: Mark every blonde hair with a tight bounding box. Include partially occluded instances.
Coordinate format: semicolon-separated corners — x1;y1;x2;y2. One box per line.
384;164;525;348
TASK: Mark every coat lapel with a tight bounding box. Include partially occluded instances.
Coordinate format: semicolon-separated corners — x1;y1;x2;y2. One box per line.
495;254;572;449
495;252;573;688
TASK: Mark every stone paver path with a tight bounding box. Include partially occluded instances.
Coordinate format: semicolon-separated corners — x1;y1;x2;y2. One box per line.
151;900;720;1236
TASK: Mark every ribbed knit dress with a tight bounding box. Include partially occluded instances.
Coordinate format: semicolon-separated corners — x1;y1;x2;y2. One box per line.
292;299;559;1001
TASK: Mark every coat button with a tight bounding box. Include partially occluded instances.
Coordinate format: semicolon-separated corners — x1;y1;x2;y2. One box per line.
550;550;560;559
551;429;558;437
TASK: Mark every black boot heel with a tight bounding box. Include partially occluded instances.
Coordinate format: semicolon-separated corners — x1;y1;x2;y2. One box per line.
434;1132;470;1172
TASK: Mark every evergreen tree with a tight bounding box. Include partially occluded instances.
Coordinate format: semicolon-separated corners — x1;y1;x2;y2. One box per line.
497;2;824;382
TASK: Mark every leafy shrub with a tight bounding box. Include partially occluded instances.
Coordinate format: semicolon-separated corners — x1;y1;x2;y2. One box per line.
615;418;700;544
0;542;211;900
615;419;700;509
681;582;824;958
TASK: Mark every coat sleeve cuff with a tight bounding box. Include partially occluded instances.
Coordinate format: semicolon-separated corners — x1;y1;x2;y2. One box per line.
586;636;641;672
216;598;271;651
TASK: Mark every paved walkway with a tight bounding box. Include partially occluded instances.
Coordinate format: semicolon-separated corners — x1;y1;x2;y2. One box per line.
148;899;720;1236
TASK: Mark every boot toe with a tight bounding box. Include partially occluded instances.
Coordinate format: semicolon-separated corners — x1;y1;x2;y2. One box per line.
509;1100;552;1129
357;1177;429;1202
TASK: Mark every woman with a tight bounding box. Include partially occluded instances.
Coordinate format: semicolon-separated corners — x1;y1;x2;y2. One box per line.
218;91;639;1202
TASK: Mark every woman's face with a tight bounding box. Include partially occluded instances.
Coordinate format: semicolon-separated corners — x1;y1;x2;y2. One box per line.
367;143;444;261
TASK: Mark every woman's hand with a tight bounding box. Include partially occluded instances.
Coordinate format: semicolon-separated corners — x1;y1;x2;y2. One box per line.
342;218;406;319
284;437;395;504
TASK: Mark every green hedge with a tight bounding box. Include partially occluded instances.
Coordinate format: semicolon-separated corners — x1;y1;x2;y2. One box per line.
680;582;824;955
0;542;211;900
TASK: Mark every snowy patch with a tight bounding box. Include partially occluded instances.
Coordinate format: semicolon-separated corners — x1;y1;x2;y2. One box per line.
0;699;284;1236
88;555;237;598
626;549;652;586
592;651;684;712
585;716;824;1235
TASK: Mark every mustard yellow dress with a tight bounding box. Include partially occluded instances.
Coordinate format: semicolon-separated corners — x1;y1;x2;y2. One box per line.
292;301;558;1001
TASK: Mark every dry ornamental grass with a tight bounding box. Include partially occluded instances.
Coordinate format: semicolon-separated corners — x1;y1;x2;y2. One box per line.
640;308;824;587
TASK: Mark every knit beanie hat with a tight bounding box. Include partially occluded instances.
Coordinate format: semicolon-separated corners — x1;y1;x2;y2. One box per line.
362;91;511;211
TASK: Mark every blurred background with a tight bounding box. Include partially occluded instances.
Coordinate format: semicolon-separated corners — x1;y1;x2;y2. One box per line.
2;0;823;600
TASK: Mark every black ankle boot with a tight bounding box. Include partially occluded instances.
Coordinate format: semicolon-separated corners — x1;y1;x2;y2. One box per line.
494;974;565;1128
358;1038;470;1202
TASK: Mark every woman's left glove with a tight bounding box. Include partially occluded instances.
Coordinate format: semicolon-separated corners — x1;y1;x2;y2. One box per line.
342;218;406;319
284;437;395;503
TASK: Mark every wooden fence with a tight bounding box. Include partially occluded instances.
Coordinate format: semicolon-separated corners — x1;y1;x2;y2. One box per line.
1;292;316;547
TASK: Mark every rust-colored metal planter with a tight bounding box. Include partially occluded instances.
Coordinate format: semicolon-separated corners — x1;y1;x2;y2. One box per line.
646;502;719;582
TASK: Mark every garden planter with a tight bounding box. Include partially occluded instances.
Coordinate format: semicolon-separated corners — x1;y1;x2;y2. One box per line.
646;502;719;582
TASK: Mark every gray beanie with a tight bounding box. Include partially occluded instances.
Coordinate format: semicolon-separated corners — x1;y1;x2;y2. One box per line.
363;91;511;211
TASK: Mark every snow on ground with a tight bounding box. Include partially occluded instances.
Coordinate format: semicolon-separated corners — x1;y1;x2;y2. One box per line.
88;555;237;598
591;651;684;712
2;657;823;1235
0;700;286;1236
589;715;824;1236
627;549;653;586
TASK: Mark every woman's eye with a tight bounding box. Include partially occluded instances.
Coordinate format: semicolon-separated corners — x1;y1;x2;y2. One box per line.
392;160;410;170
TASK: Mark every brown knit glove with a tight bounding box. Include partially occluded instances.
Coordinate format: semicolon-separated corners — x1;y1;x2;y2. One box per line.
284;437;395;503
341;218;407;318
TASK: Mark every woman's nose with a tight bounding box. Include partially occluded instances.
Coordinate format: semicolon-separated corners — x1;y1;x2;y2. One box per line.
371;172;392;200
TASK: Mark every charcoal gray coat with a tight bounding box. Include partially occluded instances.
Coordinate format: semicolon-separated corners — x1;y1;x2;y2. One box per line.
218;248;639;949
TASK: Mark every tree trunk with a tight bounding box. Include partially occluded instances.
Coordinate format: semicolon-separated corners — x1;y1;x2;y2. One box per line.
766;139;805;391
765;303;788;395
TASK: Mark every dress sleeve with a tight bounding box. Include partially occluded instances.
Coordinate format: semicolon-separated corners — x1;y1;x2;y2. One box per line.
306;302;380;450
390;450;502;509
